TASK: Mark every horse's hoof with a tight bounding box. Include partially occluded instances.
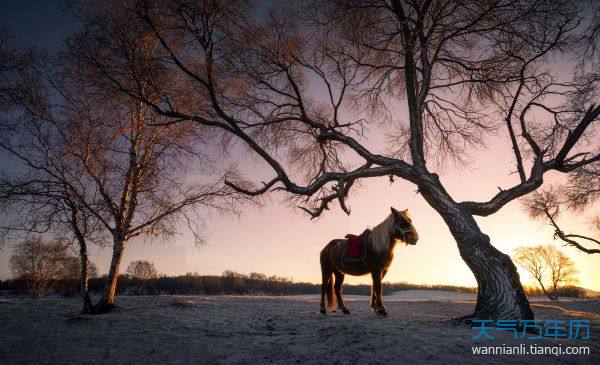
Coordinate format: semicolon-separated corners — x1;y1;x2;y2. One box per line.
320;308;326;314
376;308;388;316
342;308;350;315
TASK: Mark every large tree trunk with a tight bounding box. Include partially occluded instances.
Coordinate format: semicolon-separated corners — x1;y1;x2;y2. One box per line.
453;227;534;320
92;238;126;314
419;174;534;320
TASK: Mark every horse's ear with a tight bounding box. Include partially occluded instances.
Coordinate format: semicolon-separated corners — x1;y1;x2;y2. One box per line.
391;207;398;215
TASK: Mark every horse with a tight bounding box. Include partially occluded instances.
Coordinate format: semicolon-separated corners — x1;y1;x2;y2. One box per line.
319;207;419;316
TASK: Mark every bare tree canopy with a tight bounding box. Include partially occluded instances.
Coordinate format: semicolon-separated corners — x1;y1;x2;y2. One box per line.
56;0;600;320
126;260;158;291
126;260;158;280
0;32;248;312
522;181;600;254
9;237;70;300
514;244;579;300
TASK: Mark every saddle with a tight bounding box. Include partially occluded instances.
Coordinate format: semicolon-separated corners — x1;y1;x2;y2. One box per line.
342;229;371;263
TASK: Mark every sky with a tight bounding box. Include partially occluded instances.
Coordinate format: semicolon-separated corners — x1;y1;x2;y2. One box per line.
0;1;598;291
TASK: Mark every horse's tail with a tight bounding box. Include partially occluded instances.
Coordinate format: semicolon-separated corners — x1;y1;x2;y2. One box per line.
320;247;335;309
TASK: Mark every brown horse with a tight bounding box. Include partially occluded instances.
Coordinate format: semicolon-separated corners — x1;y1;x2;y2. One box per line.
319;207;419;316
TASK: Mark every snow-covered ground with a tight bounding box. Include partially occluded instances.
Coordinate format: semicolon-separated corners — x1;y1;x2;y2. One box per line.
0;294;598;364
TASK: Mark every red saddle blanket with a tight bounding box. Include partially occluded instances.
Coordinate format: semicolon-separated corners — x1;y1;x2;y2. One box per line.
343;229;370;263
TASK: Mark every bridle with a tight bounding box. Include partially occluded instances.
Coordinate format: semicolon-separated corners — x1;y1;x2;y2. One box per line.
393;216;415;244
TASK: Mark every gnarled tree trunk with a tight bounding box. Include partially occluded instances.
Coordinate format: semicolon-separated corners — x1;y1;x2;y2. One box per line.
455;229;533;320
419;175;534;320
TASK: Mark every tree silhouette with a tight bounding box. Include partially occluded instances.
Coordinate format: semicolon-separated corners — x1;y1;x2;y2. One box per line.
0;41;246;313
126;260;158;292
522;184;600;254
59;0;599;320
514;244;578;300
9;237;69;300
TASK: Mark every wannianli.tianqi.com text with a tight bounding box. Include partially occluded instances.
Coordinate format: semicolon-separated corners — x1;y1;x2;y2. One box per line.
471;344;591;356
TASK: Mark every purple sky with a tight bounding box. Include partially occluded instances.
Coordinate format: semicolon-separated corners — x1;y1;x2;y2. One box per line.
0;1;598;291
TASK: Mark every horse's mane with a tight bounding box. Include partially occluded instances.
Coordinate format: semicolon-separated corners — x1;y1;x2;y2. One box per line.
370;213;395;255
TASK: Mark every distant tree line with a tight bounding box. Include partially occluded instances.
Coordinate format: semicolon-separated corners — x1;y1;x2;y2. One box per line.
0;268;589;298
520;285;584;298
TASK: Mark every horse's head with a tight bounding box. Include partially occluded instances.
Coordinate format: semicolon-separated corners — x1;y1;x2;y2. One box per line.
391;207;419;245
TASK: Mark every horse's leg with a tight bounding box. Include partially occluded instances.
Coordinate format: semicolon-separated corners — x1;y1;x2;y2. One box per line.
371;270;387;316
370;270;386;311
320;252;333;314
333;270;349;314
370;285;376;311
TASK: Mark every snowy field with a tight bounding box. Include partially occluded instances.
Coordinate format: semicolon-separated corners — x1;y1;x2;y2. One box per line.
0;291;599;364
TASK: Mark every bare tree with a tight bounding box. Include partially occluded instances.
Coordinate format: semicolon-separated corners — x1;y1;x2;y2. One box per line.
1;188;106;312
514;244;578;300
513;246;548;297
0;45;245;313
522;183;600;254
9;237;69;300
126;260;158;292
69;1;600;320
542;245;579;299
1;49;116;312
1;28;103;311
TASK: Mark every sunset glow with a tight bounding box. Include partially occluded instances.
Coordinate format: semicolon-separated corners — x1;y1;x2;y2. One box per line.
0;1;598;296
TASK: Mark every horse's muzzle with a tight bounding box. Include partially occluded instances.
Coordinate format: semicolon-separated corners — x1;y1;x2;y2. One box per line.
406;232;418;245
